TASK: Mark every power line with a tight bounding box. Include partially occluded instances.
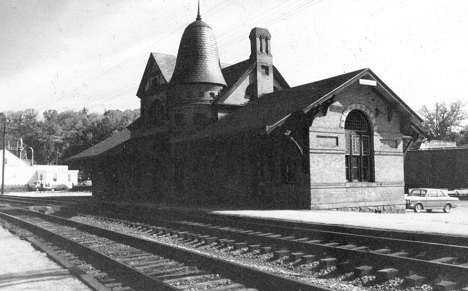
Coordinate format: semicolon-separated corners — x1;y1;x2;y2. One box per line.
33;1;235;112
33;0;326;112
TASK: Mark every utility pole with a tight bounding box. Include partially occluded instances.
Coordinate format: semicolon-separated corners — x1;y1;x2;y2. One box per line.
28;147;34;166
1;113;6;195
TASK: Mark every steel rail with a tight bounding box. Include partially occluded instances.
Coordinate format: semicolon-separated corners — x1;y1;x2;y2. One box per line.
0;207;333;291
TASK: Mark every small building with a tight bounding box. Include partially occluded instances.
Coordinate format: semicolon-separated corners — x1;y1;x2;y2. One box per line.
0;149;78;190
68;8;424;212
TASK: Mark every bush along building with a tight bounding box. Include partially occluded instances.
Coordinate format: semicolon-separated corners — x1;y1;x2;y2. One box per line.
67;9;425;212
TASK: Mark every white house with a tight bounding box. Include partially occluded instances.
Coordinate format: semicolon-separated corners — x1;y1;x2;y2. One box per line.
0;149;78;189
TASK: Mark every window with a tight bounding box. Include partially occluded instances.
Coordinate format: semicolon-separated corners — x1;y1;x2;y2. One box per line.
428;190;438;197
40;174;43;180
345;110;374;182
53;174;57;182
262;65;270;75
68;174;71;182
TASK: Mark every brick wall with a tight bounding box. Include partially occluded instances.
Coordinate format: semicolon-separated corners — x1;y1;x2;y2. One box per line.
308;82;405;212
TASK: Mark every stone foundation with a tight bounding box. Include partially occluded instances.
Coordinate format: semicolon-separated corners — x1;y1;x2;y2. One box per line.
325;204;406;213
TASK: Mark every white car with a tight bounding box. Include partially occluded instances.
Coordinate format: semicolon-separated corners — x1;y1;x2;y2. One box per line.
405;188;459;213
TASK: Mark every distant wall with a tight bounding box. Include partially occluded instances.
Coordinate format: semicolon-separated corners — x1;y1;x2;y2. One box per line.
404;148;468;190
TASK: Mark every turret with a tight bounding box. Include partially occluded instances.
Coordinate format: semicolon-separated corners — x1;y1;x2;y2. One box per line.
168;5;226;131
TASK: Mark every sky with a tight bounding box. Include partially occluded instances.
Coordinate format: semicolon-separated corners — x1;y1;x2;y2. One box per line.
1;0;468;115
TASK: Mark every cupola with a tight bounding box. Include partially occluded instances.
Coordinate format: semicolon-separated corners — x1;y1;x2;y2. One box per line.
170;7;226;87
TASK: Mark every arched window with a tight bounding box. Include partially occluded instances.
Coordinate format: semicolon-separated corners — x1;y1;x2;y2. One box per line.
345;110;374;182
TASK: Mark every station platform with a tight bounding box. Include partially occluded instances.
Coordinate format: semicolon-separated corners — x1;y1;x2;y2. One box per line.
3;191;468;237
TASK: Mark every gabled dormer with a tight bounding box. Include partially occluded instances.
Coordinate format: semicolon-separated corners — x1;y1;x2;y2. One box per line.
133;53;176;135
136;53;176;98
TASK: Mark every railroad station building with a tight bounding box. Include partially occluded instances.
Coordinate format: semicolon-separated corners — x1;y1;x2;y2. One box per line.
68;10;424;212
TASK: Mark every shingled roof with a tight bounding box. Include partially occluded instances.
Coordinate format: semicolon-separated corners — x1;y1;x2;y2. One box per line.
152;53;176;83
66;129;131;162
173;68;423;142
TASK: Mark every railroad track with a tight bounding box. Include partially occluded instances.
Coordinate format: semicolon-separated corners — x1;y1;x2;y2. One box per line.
2;196;468;290
0;207;335;291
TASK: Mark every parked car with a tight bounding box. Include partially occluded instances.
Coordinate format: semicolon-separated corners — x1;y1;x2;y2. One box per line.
448;189;468;197
27;181;53;191
72;180;92;192
405;188;459;213
52;184;69;191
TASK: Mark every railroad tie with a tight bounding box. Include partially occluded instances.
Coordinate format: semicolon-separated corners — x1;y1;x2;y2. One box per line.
301;254;316;265
304;240;322;244
203;237;218;245
376;268;398;282
336;261;353;273
233;242;247;250
322;242;340;247
354;265;373;277
272;249;289;260
280;236;296;241
112;286;133;291
430;257;458;264
157;269;206;280
247;244;261;252
389;251;409;257
259;246;273;254
339;244;357;249
372;248;392;254
319;257;338;268
294;237;310;242
289;252;304;261
403;274;425;287
256;232;274;237
434;280;457;291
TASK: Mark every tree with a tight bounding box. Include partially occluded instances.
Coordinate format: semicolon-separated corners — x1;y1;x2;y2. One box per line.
418;101;467;141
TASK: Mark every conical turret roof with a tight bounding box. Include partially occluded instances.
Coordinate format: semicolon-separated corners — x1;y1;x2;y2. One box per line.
170;13;226;86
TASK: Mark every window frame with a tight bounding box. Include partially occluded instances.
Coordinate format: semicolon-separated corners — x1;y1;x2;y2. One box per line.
345;110;374;182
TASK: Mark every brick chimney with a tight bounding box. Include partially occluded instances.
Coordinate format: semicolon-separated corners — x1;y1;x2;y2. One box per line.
249;27;273;98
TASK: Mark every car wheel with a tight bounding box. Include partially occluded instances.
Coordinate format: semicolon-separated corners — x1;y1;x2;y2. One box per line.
443;204;451;213
414;204;423;213
426;209;433;213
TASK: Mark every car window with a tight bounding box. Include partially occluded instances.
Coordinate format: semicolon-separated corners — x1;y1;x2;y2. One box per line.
409;190;420;196
409;190;426;197
438;190;446;197
428;190;438;197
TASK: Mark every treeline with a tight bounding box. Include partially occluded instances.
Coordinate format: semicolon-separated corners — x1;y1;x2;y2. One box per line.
418;101;468;145
1;108;139;166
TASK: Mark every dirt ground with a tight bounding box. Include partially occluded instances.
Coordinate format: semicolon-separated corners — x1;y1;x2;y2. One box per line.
215;200;468;237
0;227;91;291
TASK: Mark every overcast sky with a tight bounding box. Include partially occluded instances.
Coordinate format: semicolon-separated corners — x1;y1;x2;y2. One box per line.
1;0;467;115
